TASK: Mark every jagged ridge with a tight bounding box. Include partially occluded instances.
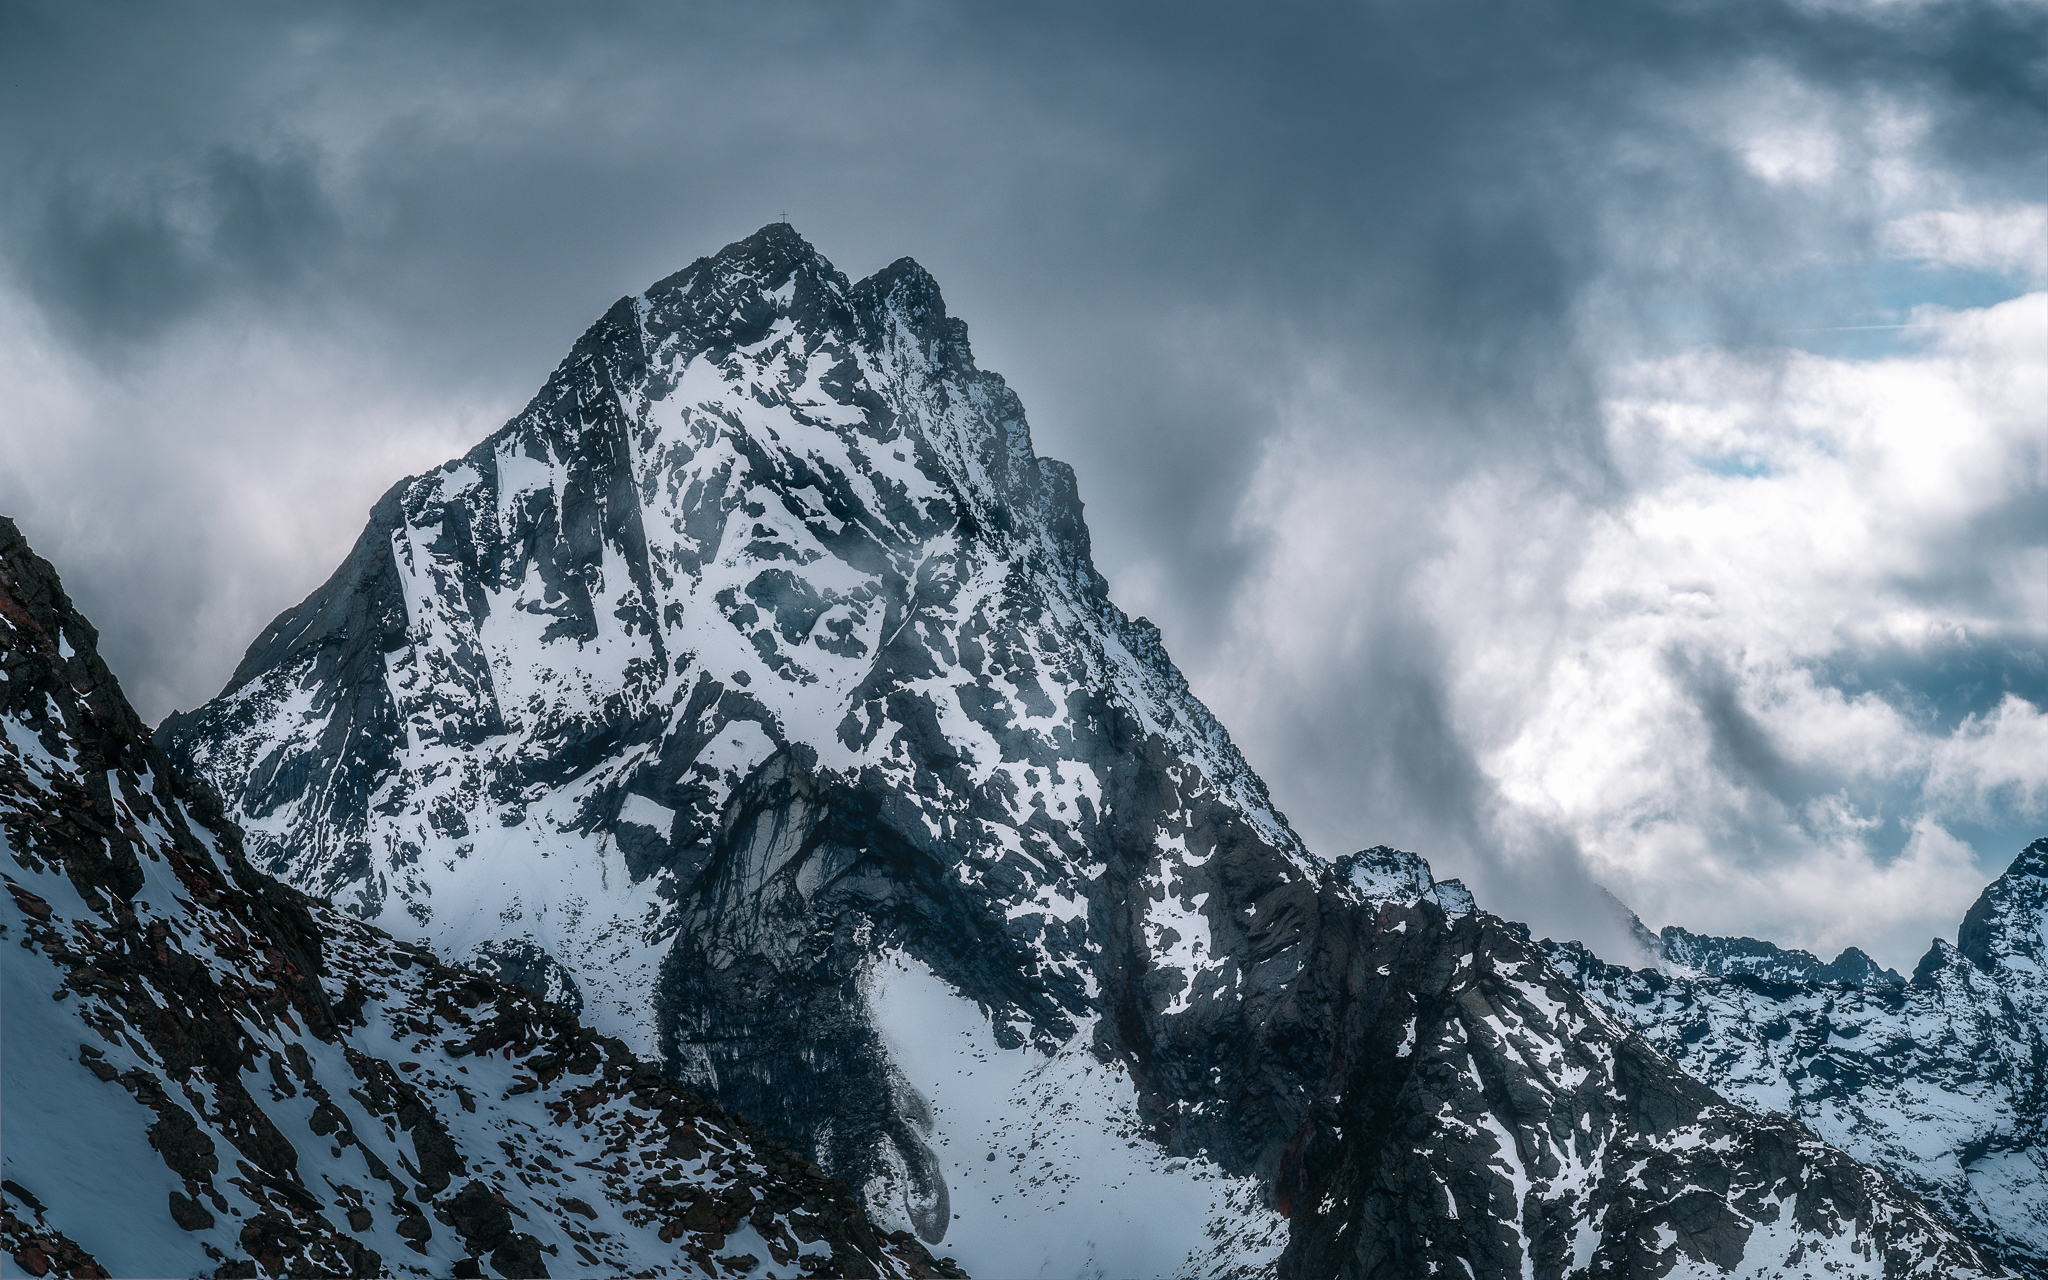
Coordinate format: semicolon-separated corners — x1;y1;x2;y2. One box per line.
1551;842;2048;1273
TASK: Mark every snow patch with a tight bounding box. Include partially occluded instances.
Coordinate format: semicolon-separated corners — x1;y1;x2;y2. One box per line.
867;951;1284;1279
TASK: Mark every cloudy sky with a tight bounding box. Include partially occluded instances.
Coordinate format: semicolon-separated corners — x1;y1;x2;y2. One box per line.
3;0;2043;969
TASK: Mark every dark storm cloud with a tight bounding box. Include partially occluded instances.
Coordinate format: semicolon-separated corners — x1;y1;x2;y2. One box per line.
23;147;341;343
2;0;2042;955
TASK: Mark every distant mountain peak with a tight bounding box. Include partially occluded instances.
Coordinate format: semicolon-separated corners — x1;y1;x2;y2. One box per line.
1553;837;2048;1270
1658;925;1906;987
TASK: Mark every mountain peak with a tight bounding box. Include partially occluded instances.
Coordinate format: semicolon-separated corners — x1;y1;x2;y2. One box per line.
854;256;956;342
2011;835;2048;879
665;219;822;282
640;229;967;376
1955;835;2048;973
157;229;1311;1253
747;217;811;248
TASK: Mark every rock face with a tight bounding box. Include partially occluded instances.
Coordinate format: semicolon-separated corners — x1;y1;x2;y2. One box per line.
153;225;2010;1277
1;517;955;1280
1549;842;2048;1275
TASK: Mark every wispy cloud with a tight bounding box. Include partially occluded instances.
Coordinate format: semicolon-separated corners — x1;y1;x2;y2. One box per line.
1883;204;2048;285
1225;293;2047;967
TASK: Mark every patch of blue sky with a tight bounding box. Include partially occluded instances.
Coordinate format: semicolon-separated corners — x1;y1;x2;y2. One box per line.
1797;636;2047;887
1602;256;2031;365
1947;815;2048;892
1773;260;2032;359
1805;635;2048;735
1779;795;2036;893
1691;452;1774;478
1856;812;1916;864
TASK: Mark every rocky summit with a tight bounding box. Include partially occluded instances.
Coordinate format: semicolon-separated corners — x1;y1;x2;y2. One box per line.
156;222;1319;1272
0;221;2000;1278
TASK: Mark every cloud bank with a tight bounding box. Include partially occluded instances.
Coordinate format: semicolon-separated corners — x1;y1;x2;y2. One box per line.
2;0;2042;967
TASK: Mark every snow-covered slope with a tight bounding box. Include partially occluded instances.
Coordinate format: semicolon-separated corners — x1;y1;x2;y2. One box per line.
1549;841;2048;1274
1;517;954;1280
154;226;2014;1278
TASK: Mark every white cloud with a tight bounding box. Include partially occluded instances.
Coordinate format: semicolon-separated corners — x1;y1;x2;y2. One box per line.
1881;203;2048;285
1206;293;2046;970
1926;695;2048;824
1740;123;1843;189
5;0;2042;981
1490;293;2046;965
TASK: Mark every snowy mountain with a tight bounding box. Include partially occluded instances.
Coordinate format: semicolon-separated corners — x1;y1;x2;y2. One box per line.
1656;929;1903;987
1595;898;1909;989
152;224;2011;1277
158;223;1317;1271
1;517;955;1279
1549;842;2048;1275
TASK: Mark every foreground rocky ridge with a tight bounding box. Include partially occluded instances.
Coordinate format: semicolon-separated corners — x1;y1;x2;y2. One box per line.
1550;842;2048;1274
1;518;954;1279
148;225;2010;1277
